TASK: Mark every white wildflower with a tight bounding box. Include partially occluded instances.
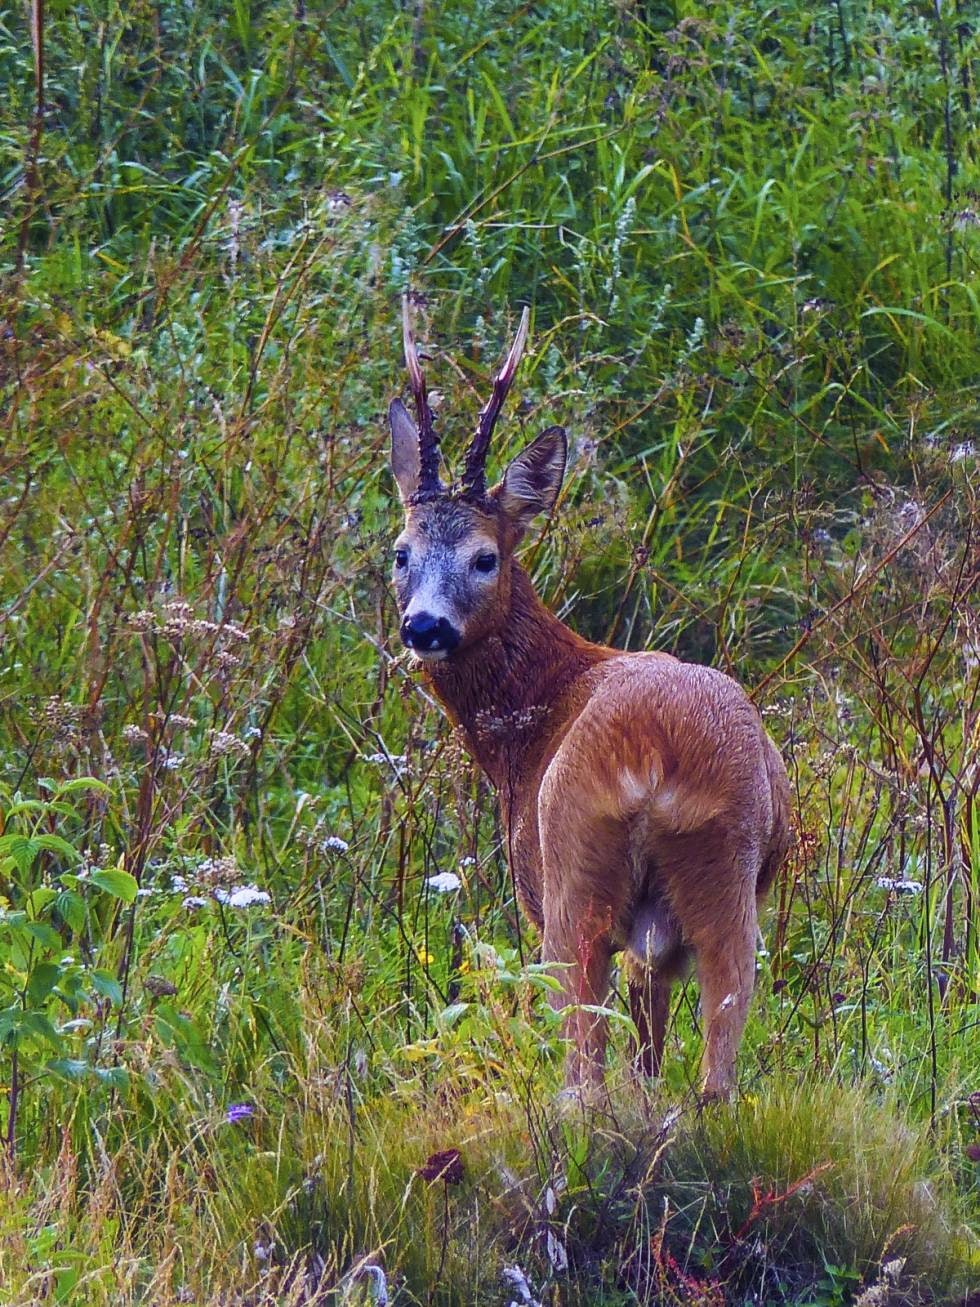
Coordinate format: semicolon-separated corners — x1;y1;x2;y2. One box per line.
182;895;209;910
214;884;271;909
501;1265;541;1307
321;836;349;854
545;1229;568;1273
875;877;923;895
209;729;250;758
121;724;148;743
426;872;462;894
346;1262;389;1305
661;1105;682;1132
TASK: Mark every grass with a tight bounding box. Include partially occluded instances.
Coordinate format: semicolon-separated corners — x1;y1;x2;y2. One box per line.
0;0;978;1301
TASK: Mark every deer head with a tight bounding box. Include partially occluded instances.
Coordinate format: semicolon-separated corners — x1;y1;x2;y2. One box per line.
389;299;566;660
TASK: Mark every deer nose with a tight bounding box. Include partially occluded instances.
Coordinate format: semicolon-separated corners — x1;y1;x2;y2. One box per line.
401;612;460;655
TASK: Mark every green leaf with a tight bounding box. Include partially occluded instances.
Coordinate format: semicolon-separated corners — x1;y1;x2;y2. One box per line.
0;1006;21;1042
0;834;40;875
33;835;82;863
93;1065;129;1089
21;1011;62;1050
54;889;86;932
50;777;113;797
28;960;63;1003
155;1003;218;1075
24;920;64;951
47;1057;90;1081
90;969;123;1006
89;868;139;903
438;1002;470;1028
27;887;58;916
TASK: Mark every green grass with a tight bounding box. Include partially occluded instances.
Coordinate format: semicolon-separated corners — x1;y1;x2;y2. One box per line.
1;0;978;1301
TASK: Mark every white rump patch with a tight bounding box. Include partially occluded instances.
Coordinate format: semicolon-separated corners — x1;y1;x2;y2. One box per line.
619;768;649;806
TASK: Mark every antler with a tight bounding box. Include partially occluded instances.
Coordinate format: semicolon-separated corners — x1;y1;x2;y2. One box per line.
402;294;442;495
461;306;530;500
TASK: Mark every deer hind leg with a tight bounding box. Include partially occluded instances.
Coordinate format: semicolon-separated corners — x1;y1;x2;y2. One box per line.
543;916;614;1093
692;900;757;1101
539;801;629;1094
653;835;760;1100
626;966;671;1078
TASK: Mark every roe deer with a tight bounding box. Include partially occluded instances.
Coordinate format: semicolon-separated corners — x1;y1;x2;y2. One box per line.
388;299;791;1099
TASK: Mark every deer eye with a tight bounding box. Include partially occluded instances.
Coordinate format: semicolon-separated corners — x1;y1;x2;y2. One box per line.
394;548;409;570
473;552;497;574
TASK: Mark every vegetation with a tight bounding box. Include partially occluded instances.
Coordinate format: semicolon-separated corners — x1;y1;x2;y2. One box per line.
0;0;978;1301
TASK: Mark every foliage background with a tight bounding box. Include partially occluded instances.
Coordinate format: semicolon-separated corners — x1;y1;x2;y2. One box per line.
0;1;978;1302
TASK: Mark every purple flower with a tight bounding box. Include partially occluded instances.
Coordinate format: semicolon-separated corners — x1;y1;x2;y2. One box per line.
226;1103;254;1125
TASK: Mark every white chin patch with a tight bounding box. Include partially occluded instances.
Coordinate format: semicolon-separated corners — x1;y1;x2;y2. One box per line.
413;648;449;663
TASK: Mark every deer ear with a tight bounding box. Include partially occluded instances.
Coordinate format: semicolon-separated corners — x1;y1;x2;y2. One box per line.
493;426;566;532
389;399;421;504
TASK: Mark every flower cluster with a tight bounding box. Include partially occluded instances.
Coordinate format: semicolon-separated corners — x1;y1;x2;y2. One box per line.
127;601;250;647
170;857;271;912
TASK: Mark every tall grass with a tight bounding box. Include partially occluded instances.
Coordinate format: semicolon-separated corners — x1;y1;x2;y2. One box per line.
0;1;978;1302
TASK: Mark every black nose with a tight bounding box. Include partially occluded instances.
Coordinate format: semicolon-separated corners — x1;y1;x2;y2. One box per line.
401;612;460;654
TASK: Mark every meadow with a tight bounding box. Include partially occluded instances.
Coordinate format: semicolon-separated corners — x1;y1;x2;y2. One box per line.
0;1;978;1302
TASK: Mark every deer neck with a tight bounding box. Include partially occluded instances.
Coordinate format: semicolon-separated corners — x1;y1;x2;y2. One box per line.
426;563;605;791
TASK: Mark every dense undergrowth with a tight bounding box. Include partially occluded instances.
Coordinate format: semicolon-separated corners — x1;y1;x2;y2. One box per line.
0;1;978;1302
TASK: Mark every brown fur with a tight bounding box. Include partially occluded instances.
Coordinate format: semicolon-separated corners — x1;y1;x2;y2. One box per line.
389;390;790;1102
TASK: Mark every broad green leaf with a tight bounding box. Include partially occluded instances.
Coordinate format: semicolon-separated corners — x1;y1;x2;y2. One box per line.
27;961;63;1003
27;887;58;916
438;1002;470;1028
54;889;86;932
90;969;124;1006
89;868;139;903
33;835;81;863
50;777;112;798
21;1011;62;1050
93;1065;129;1089
24;920;64;951
0;834;39;875
47;1057;90;1081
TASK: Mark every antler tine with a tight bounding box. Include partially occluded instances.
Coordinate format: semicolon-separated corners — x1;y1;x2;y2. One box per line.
402;294;442;494
461;306;531;499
